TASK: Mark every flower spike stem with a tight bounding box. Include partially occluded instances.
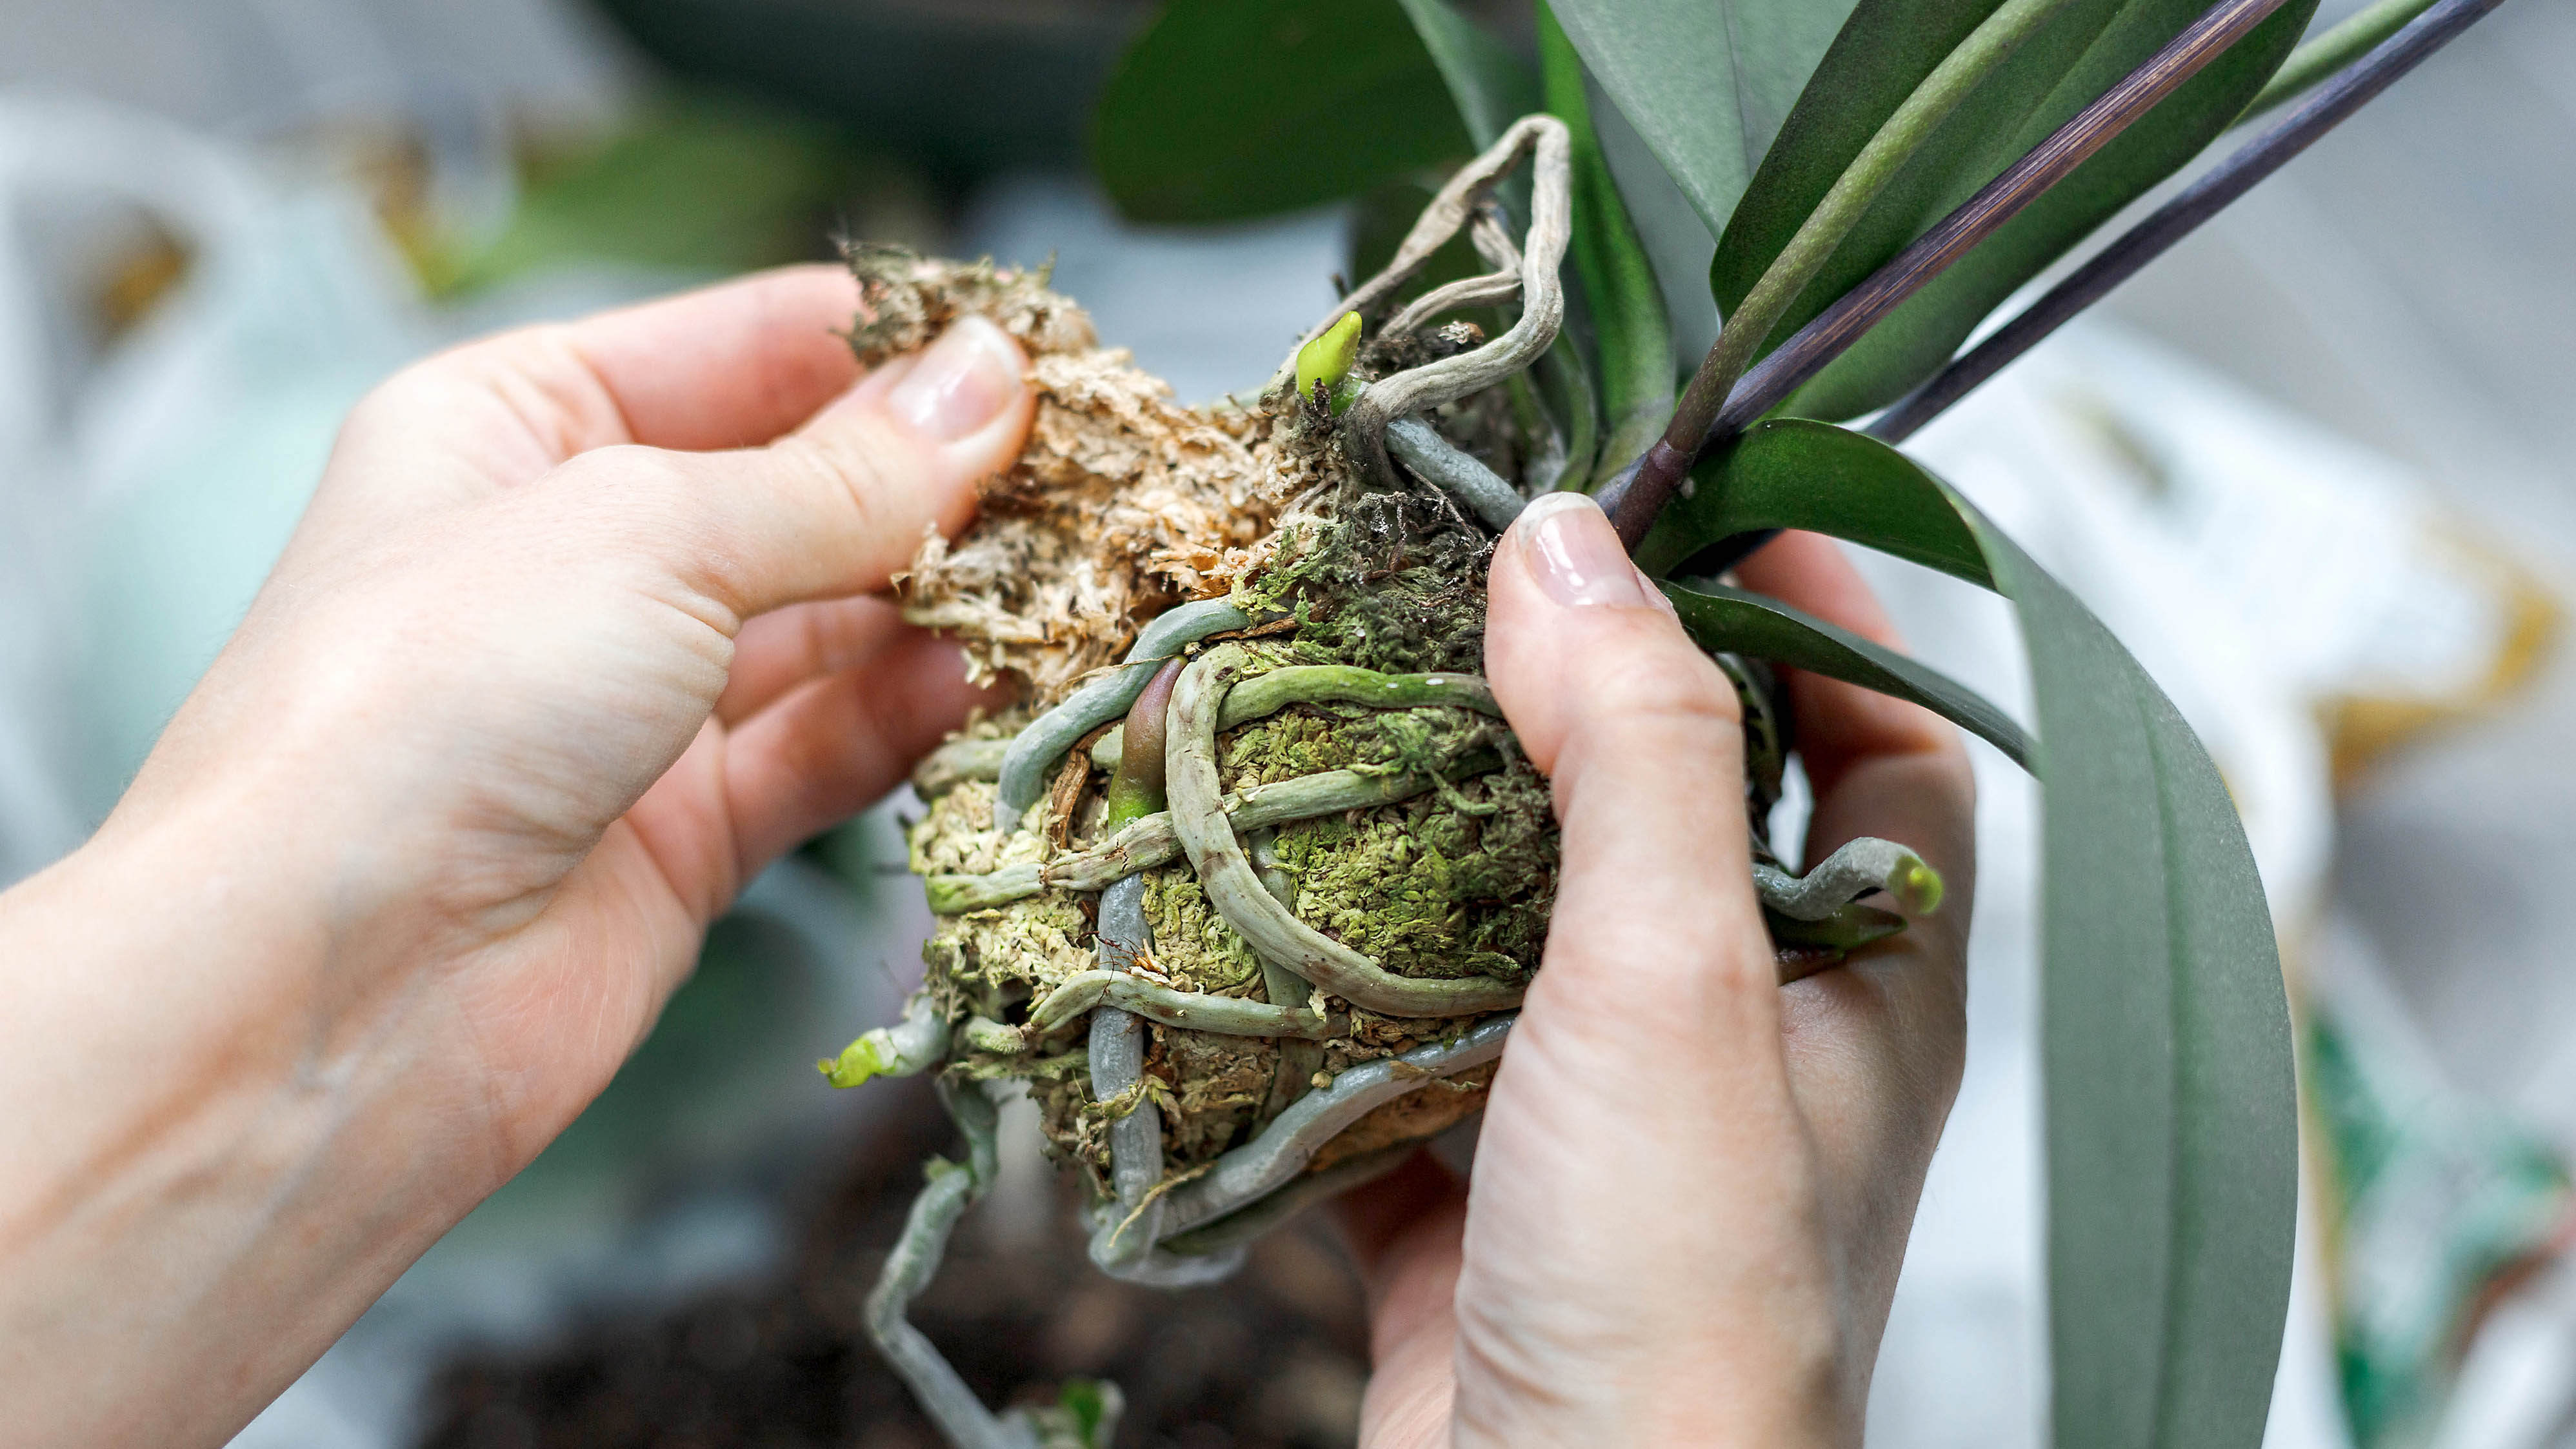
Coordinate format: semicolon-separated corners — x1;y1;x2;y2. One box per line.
1597;0;2297;552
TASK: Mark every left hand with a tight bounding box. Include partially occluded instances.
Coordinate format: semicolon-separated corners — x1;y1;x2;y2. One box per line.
0;266;1032;1447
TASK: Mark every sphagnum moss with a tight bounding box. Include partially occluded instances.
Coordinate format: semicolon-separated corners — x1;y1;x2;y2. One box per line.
828;123;1943;1448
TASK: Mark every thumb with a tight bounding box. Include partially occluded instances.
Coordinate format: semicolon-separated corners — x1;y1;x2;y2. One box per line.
1483;492;1774;1030
537;314;1035;621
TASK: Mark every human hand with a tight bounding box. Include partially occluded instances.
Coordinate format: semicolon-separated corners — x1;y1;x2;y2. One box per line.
0;266;1031;1446
1341;496;1977;1447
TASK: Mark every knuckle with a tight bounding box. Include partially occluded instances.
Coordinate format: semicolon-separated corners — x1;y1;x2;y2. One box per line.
1577;639;1742;735
778;423;915;545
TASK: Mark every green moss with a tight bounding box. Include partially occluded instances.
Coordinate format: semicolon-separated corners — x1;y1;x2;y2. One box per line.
1141;866;1263;993
1218;701;1508;792
1274;757;1554;983
1251;488;1493;679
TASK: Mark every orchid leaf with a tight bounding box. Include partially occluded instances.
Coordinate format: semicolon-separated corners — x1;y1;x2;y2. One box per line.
1395;0;1540;150
1639;418;1992;586
1539;3;1673;489
1658;417;2297;1448
1548;0;1862;235
1710;0;2317;420
1093;0;1470;223
1660;580;2032;769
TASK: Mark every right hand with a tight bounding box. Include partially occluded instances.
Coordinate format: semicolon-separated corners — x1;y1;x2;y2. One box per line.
1341;495;1978;1447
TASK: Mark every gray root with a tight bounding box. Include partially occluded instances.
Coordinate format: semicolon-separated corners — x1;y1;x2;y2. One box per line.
926;754;1504;913
1244;828;1317;1026
823;989;952;1087
912;736;1010;798
1221;663;1501;729
1383;268;1520;338
1164;646;1524;1017
1089;874;1160;1213
1379;206;1526;336
1385;415;1527;532
1273;120;1563;386
995;598;1258;828
864;1080;1050;1449
1032;971;1344;1039
1755;837;1944;921
1152;1014;1515;1243
1160;1143;1417;1257
1082;872;1250;1288
1089;664;1499;763
1341;115;1573;491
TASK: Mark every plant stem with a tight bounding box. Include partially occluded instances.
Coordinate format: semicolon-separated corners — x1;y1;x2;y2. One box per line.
2238;0;2437;121
1868;0;2510;446
1601;0;2296;551
1654;0;2080;491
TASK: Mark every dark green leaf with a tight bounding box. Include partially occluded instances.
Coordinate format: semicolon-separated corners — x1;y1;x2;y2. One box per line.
1092;0;1471;223
1710;0;2317;420
1395;0;1541;150
1660;579;2032;768
1637;417;1991;586
1548;0;1861;234
1539;3;1673;488
1652;417;2297;1449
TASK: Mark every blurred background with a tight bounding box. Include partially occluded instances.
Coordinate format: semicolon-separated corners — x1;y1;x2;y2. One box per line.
1;1;2571;1446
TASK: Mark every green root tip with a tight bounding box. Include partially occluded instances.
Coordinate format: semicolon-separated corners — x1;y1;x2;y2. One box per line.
817;1034;891;1088
1295;312;1363;405
1901;861;1945;916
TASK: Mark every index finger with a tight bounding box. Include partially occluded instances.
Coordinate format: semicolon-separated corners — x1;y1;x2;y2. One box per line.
1733;531;1974;1323
1732;530;1961;799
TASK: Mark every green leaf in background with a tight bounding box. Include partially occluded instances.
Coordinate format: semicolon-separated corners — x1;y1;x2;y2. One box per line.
1093;0;1472;223
1659;417;2298;1449
1637;418;1992;586
1539;2;1673;489
1346;179;1488;305
437;90;891;295
1710;0;2317;421
1548;0;1861;235
1395;0;1540;150
1661;579;2033;768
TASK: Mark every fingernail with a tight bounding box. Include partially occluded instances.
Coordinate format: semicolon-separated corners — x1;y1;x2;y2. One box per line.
1517;492;1651;608
884;315;1023;441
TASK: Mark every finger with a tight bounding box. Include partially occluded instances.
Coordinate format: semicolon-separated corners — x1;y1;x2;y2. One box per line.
535;314;1033;623
1464;494;1824;1414
1333;1154;1468;1449
716;595;918;726
1731;530;1956;799
1482;494;1776;1061
1735;533;1975;1333
719;631;1004;875
333;266;867;506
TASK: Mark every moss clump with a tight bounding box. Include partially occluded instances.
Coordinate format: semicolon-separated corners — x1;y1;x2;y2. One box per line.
1139;867;1263;994
1216;699;1507;792
1272;757;1553;984
1253;486;1495;679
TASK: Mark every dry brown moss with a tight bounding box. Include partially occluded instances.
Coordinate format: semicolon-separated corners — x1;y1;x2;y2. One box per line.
861;246;1295;704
